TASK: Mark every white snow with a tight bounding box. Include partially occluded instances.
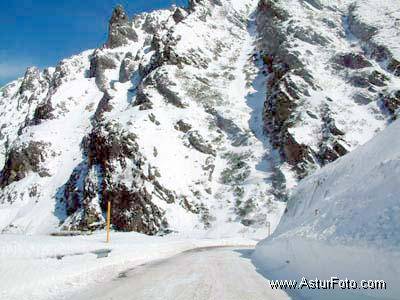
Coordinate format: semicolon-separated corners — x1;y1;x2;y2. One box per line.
352;0;400;60
0;0;399;299
271;0;393;156
0;2;285;298
0;0;285;238
253;119;400;300
71;247;291;300
90;0;285;239
0;232;256;300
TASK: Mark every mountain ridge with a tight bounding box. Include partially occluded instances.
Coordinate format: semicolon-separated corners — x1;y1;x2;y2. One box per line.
0;0;399;236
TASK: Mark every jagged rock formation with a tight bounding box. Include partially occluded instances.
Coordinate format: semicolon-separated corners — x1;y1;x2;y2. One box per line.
0;0;399;236
106;5;138;48
119;52;136;83
0;141;51;188
61;121;166;233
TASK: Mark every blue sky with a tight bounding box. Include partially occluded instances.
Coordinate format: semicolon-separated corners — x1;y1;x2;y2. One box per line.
0;0;187;87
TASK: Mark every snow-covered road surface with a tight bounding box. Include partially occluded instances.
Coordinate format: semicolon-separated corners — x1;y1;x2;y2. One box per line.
70;247;291;300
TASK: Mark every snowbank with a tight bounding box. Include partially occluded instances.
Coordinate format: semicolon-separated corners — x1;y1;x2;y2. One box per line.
253;119;400;300
0;233;255;300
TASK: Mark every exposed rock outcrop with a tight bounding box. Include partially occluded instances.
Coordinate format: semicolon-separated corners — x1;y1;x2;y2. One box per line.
0;141;50;188
89;50;118;91
106;5;138;48
173;7;188;23
154;71;186;108
348;4;400;77
381;90;400;116
175;120;192;133
32;99;55;124
187;131;216;156
133;84;153;110
368;71;389;87
333;53;372;70
317;105;348;165
62;121;166;233
18;67;41;95
119;52;136;83
256;0;317;177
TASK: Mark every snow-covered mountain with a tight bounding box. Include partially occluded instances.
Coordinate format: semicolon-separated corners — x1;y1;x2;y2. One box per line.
0;0;399;237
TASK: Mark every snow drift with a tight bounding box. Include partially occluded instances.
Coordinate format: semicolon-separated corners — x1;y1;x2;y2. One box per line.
253;119;400;299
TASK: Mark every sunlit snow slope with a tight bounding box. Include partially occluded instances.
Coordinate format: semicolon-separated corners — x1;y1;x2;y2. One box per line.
253;119;400;300
0;0;285;237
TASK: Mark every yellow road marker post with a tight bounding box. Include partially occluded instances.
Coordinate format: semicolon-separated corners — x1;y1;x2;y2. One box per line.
106;200;111;243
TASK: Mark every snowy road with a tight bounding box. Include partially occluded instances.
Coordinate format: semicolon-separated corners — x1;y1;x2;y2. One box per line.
71;247;291;300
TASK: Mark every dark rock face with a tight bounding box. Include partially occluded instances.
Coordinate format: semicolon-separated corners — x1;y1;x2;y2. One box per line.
349;74;370;88
187;131;216;156
317;105;348;165
257;0;317;177
106;5;138;48
368;71;389;87
353;92;373;105
19;67;41;94
152;35;185;68
147;29;206;70
62;163;103;231
264;90;296;143
173;7;187;23
85;122;138;167
289;25;329;46
282;133;314;175
188;0;203;11
388;59;400;76
302;0;323;10
105;184;164;232
119;52;136;83
52;61;71;89
175;120;192;133
382;90;400;115
204;106;243;138
89;51;118;91
89;51;118;78
334;53;372;70
94;92;114;122
32;100;55;124
62;121;166;234
153;71;186;108
256;0;355;177
259;0;289;22
133;84;153;110
348;6;378;41
0;141;50;188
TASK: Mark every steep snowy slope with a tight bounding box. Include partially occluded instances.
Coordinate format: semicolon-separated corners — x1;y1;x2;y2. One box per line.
0;0;285;236
256;0;400;181
0;0;399;237
253;118;400;299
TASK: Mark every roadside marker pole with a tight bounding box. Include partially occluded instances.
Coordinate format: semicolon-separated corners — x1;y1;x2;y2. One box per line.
266;221;271;237
106;200;111;243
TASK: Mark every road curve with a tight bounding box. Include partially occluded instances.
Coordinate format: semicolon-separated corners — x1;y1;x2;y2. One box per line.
71;247;291;300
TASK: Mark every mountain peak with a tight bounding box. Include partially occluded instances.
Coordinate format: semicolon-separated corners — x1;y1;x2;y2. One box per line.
106;4;138;48
110;4;129;25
